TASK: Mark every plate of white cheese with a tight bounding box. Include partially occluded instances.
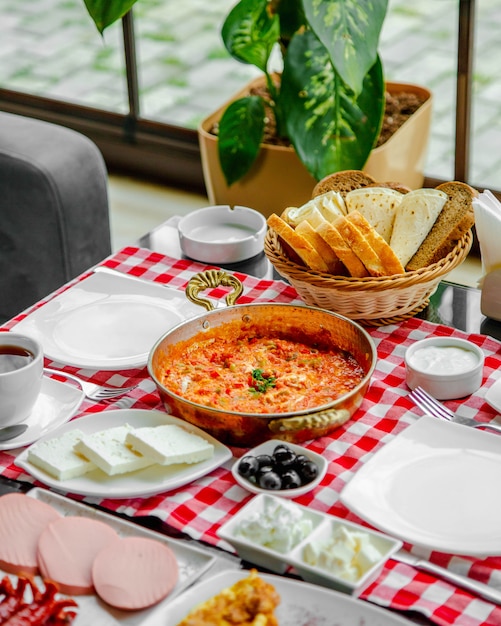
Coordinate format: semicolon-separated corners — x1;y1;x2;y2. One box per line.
15;409;232;498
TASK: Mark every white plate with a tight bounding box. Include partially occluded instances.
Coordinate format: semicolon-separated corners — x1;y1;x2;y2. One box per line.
340;416;501;555
145;569;413;626
485;377;501;413
231;440;327;498
13;269;203;370
16;409;232;498
0;376;84;451
18;488;219;625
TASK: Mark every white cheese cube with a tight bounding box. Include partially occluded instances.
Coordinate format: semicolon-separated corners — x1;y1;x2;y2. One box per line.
27;429;96;481
125;424;214;466
74;424;154;476
354;534;383;573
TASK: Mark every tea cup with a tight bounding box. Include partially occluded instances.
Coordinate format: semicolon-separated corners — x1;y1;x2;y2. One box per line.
0;333;44;425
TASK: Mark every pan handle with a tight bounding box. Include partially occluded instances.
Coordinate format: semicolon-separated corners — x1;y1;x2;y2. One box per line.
268;408;351;435
186;270;244;311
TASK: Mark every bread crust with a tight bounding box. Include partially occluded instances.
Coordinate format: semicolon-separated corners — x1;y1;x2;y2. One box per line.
332;215;386;277
316;222;370;278
312;170;377;199
295;220;344;274
267;214;330;272
346;211;405;275
406;181;477;270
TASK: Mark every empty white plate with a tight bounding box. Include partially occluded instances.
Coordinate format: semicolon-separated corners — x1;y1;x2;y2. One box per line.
484;377;501;413
340;415;501;555
14;269;203;370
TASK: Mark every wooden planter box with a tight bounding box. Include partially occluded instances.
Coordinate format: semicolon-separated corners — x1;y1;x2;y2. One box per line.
198;80;432;218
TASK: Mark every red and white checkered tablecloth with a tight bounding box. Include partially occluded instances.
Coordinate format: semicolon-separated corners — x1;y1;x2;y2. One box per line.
3;245;501;626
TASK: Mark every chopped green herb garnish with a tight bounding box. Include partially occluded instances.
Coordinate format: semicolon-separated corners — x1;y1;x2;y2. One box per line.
249;368;276;393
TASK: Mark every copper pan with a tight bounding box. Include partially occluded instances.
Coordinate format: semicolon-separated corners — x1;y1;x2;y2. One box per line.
148;270;377;446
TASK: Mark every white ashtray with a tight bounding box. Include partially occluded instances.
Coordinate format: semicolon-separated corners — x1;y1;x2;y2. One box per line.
231;440;327;498
178;205;267;264
217;493;401;594
405;336;484;400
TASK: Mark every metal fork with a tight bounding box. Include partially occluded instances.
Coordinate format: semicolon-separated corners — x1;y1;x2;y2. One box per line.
43;368;138;401
408;386;501;434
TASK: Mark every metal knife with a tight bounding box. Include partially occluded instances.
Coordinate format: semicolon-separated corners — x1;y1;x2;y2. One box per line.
394;550;501;605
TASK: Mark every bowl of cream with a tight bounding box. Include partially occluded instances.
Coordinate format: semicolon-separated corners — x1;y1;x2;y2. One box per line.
405;336;484;400
178;205;266;264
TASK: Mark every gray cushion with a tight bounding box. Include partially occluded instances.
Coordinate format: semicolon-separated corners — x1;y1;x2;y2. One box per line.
0;112;112;323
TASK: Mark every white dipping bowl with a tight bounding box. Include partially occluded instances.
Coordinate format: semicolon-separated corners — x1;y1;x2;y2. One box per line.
178;205;267;264
405;336;484;400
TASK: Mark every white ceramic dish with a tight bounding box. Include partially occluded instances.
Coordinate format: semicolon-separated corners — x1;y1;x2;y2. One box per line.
217;493;401;595
405;336;484;400
178;205;267;264
484;377;501;414
0;375;84;451
341;415;501;555
16;488;218;626
231;439;327;498
13;269;203;370
147;569;413;626
16;409;232;498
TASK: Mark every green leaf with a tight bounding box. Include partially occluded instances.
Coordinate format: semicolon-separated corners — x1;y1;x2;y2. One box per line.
302;0;388;95
83;0;139;35
218;96;266;186
280;29;385;180
221;0;280;72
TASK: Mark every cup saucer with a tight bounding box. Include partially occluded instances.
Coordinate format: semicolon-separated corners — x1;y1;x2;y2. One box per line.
0;376;84;451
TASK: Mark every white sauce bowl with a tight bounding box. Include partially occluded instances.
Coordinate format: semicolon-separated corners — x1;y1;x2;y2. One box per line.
405;336;484;400
178;205;267;264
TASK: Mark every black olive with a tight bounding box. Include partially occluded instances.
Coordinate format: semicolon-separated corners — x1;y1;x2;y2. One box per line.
258;470;282;490
273;443;289;455
255;454;274;468
280;469;302;489
294;454;310;467
273;446;296;468
298;460;319;483
237;455;259;479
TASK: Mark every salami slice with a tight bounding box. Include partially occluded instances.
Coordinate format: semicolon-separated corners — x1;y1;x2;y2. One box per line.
37;516;119;595
0;493;61;575
92;536;178;610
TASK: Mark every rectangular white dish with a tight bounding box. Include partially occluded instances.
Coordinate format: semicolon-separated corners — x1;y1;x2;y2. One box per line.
217;493;401;595
1;488;219;625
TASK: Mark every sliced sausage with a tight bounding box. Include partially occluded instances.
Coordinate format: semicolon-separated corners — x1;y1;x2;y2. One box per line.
37;516;119;595
0;493;61;575
92;536;178;610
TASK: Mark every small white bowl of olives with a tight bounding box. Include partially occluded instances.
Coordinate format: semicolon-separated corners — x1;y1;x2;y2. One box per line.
231;440;328;498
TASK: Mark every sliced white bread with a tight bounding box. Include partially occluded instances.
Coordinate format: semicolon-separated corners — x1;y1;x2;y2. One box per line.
346;211;405;275
282;190;346;226
295;220;344;274
267;213;330;272
389;188;448;267
332;215;387;277
406;181;477;270
345;187;404;242
316;221;370;278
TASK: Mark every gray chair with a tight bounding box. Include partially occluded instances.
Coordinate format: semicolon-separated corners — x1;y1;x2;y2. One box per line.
0;112;112;323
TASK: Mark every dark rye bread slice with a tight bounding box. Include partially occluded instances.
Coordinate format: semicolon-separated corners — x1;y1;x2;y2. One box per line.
405;181;477;271
312;170;377;198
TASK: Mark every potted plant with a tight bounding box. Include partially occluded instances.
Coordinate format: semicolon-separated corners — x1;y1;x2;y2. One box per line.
199;0;432;215
84;0;432;215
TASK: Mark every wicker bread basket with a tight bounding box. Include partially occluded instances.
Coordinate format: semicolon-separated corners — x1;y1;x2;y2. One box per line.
264;228;473;326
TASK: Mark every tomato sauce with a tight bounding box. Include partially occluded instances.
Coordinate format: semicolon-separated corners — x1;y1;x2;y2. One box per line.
159;335;364;414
